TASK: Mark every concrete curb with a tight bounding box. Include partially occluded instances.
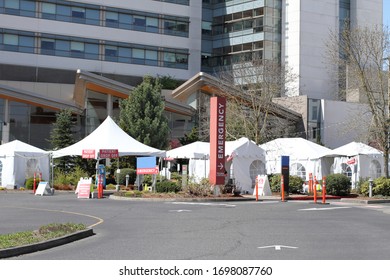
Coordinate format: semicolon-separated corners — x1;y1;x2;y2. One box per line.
109;194;257;202
0;228;94;259
339;198;390;204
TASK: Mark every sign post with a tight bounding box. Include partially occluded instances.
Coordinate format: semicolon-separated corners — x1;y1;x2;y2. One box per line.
209;97;226;187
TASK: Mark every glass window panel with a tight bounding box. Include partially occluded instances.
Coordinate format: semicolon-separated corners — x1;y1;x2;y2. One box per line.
72;7;85;18
118;47;131;63
164;52;175;62
106;11;119;27
133;48;144;59
134;16;146;26
119;13;132;29
85;43;99;59
42;2;55;13
86;9;99;25
71;41;84;51
106;11;118;21
105;46;117;61
56;40;69;50
146;17;158;27
57;5;70;16
41;39;54;49
5;0;19;9
145;50;157;60
19;35;33;47
176;53;187;63
4;34;18;45
21;0;34;10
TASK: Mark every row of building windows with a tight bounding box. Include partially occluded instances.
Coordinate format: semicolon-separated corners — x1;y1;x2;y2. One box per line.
155;0;189;5
0;0;190;37
0;30;189;69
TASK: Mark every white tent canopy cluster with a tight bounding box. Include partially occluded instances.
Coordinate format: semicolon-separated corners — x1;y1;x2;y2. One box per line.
165;137;266;194
0;116;386;191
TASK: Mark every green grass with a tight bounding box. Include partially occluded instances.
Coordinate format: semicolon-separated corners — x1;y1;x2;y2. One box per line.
0;223;87;249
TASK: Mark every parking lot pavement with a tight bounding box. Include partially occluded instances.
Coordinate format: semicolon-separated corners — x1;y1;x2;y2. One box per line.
2;191;390;260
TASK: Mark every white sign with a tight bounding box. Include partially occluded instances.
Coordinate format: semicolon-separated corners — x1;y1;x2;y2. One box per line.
35;182;53;196
253;175;272;196
76;178;92;199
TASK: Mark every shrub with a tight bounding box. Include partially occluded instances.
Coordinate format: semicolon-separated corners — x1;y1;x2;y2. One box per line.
25;178;41;190
359;177;390;197
183;178;212;196
325;174;351;196
156;180;181;193
269;174;303;194
118;168;136;185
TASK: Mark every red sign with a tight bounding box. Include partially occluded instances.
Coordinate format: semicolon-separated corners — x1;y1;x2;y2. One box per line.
99;149;119;159
209;97;226;185
82;149;95;159
347;157;357;165
136;167;159;175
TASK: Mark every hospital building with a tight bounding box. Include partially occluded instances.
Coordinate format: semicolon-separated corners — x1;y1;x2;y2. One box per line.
0;0;383;150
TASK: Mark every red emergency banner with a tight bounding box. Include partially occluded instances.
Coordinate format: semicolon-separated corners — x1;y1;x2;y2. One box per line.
209;96;226;185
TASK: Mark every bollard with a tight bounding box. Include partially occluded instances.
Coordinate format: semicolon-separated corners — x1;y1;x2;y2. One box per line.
281;175;286;202
33;172;36;194
98;174;103;199
255;176;259;201
313;176;318;203
322;176;327;204
308;173;313;194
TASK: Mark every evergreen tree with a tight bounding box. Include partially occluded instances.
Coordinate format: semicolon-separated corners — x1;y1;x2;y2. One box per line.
49;108;75;172
119;76;169;150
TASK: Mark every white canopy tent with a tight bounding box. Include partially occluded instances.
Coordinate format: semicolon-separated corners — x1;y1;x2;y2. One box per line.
165;137;266;194
260;138;333;181
51;116;165;158
324;142;384;188
0;140;50;189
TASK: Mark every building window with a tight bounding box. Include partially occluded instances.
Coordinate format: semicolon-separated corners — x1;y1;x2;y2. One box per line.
41;38;55;55
71;7;85;23
104;45;117;61
41;2;56;19
71;41;84;58
118;47;131;63
106;11;119;27
134;16;146;31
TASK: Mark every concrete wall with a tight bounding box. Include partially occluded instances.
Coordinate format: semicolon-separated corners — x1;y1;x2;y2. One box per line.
322;99;372;149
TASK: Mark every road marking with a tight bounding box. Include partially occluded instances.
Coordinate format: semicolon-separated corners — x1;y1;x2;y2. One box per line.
169;209;192;213
298;206;351;211
2;206;104;228
171;202;236;207
258;245;298;251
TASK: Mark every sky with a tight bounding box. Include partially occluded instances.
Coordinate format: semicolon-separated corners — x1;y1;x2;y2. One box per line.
385;0;390;26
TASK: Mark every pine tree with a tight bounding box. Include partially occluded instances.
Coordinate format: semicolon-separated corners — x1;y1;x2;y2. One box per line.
49;108;75;172
119;76;169;150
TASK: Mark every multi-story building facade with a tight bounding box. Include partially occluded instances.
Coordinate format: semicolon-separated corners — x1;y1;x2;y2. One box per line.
0;0;384;149
0;0;202;148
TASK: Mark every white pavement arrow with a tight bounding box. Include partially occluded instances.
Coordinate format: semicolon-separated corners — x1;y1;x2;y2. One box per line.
169;210;192;213
298;206;351;211
257;245;298;251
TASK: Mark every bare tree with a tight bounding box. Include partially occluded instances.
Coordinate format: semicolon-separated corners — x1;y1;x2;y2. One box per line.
213;58;300;144
326;23;390;176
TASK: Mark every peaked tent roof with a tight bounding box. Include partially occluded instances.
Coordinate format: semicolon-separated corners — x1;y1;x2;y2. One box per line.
260;137;332;160
324;141;383;157
51;116;165;158
0;140;48;157
166;137;264;159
